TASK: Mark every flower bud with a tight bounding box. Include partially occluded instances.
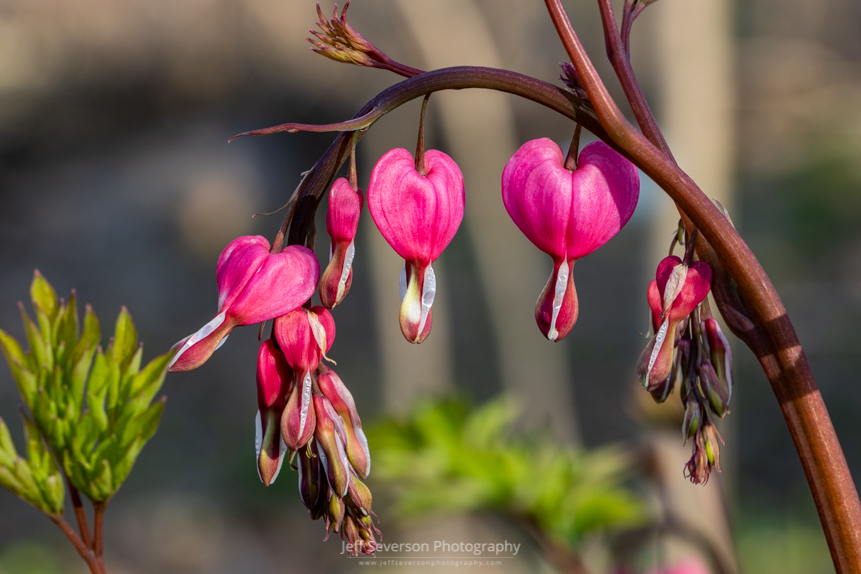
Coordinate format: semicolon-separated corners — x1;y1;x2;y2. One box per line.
313;394;350;497
683;400;701;441
297;444;328;520
254;340;290;485
320;179;364;309
281;373;316;450
699;362;730;419
327;490;346;533
637;257;711;390
346;473;373;517
703;317;733;404
317;365;371;478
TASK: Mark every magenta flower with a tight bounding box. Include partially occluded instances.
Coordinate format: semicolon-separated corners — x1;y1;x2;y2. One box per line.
368;147;465;343
502;138;639;341
637;256;712;390
169;236;319;372
275;305;335;450
254;339;290;486
320;178;364;309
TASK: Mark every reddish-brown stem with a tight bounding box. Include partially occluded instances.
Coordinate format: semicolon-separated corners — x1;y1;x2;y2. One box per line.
49;514;107;574
415;94;430;176
595;0;672;160
94;501;106;557
67;481;93;549
564;123;582;171
544;0;861;569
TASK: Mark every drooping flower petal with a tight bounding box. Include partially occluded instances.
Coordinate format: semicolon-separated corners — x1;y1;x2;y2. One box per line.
321;179;364;309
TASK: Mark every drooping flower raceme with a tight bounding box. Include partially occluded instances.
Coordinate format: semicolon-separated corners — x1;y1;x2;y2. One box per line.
320;178;364;309
368;148;465;344
636;255;712;391
502;138;639;341
169;236;319;372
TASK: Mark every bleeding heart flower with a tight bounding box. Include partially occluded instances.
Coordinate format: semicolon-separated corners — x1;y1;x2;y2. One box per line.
637;256;712;391
502;138;639;341
169;236;319;372
368;147;464;343
254;339;290;486
320;178;364;309
275;306;335;450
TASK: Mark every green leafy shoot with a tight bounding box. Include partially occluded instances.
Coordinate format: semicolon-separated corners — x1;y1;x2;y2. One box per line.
367;396;648;550
0;271;170;505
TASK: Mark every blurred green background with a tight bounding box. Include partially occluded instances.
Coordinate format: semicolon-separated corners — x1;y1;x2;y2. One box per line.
1;0;859;572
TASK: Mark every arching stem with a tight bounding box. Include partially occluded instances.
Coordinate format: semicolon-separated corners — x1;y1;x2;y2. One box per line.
415;94;431;176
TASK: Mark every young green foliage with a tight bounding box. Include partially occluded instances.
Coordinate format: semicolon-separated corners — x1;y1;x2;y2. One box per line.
0;271;170;505
368;396;648;549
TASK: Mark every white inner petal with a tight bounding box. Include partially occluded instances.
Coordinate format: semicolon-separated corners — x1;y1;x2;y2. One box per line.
547;261;570;341
298;371;313;438
254;411;263;483
308;311;328;355
355;426;371;477
328;242;334;263
662;264;688;314
645;318;670;388
337;240;356;300
399;265;407;302
335;434;350;497
418;264;436;335
169;311;227;369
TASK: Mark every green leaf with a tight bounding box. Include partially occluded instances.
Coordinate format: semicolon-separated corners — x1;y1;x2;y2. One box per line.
62;449;89;493
12;458;41;505
30;271;59;320
0;328;29;370
22;416;49;481
111;435;143;489
0;349;37;407
72;306;101;364
73;414;99;459
88;459;113;502
69;345;96;415
0;418;19;466
111;307;137;370
43;473;65;515
87;352;110;433
116;399;163;451
20;306;52;373
55;292;79;364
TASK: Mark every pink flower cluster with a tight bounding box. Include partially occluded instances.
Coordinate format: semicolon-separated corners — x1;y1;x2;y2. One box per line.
168;131;643;551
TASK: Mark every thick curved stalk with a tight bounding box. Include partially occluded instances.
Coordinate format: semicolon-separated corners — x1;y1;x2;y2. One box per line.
266;67;605;248
544;0;861;569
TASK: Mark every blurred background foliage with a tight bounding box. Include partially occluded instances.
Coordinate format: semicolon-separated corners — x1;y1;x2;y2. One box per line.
0;0;858;572
368;397;647;548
